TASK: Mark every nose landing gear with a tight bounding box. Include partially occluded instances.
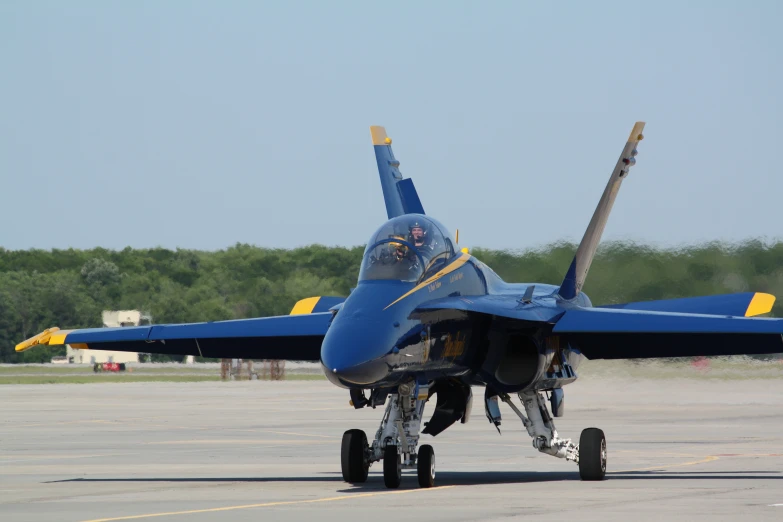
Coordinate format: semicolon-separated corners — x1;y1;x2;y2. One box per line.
341;383;433;488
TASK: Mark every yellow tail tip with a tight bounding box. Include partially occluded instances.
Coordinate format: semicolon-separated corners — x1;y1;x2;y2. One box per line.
370;126;390;146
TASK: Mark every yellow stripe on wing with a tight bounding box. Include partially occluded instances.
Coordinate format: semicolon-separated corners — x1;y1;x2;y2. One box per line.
15;327;64;352
745;292;775;317
384;253;471;310
48;331;73;345
290;297;321;315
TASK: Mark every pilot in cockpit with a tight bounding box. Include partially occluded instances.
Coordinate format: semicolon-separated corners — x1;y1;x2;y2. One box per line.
408;220;436;255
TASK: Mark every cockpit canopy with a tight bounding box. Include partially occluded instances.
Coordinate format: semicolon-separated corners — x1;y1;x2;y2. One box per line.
359;214;456;282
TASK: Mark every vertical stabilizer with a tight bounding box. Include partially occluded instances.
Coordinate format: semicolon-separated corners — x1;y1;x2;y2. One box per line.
370;126;425;218
558;122;645;300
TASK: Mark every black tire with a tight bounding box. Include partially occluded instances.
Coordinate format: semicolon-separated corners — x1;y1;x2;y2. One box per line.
383;445;402;488
341;429;369;483
579;428;607;481
417;445;435;488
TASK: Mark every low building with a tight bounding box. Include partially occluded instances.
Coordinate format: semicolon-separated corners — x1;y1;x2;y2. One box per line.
66;310;151;364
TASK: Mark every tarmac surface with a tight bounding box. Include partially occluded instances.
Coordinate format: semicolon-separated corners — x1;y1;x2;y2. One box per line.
2;376;783;521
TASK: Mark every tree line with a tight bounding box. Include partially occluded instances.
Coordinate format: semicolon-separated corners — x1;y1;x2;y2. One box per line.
2;240;783;363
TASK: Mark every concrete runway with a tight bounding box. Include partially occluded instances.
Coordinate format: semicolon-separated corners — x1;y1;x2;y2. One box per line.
2;377;783;521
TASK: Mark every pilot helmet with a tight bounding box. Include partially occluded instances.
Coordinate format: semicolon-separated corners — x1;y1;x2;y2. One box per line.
408;219;428;240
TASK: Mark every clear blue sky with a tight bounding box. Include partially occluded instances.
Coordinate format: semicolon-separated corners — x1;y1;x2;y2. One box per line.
1;1;781;251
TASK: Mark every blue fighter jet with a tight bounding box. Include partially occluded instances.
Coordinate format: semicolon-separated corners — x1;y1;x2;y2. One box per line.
17;123;783;488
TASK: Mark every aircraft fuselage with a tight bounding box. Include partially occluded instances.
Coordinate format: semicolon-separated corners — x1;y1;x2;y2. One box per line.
320;247;589;394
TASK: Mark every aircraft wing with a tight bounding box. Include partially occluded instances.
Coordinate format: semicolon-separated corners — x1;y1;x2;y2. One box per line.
16;312;333;361
553;307;783;359
598;292;775;317
414;295;783;359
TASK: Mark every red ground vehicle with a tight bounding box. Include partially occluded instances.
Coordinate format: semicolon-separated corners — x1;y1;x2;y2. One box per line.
93;362;126;372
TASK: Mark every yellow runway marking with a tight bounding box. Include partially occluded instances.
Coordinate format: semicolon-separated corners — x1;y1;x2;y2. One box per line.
80;486;456;522
610;455;719;473
145;439;331;445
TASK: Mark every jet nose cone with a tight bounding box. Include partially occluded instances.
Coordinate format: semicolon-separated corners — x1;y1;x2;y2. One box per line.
324;359;389;387
320;319;392;388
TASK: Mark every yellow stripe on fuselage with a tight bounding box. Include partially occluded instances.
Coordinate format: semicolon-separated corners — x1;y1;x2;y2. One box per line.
384;253;471;310
745;292;775;317
290;297;321;315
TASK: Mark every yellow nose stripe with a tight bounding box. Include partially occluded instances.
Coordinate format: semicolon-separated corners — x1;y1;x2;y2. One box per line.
384;253;471;310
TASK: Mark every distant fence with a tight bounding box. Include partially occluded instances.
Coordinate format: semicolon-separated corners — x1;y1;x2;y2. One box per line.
220;359;285;380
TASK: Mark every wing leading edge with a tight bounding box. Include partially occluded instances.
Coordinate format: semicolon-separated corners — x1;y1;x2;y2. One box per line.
553;307;783;359
16;313;333;361
598;292;775;317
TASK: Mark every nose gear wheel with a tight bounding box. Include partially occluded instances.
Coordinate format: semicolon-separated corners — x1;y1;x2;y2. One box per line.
383;445;402;488
341;429;369;483
417;444;435;488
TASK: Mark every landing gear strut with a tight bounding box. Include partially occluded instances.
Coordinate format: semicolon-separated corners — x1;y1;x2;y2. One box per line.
499;391;607;481
341;381;433;488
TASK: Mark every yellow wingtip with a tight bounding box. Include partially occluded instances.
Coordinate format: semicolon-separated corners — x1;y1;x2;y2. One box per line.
15;327;61;352
628;121;646;142
370;126;390;146
745;292;776;317
290;297;321;315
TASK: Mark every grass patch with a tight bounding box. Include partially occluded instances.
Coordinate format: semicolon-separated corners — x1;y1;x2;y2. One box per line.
0;372;326;385
579;356;783;380
0;365;217;375
0;375;222;385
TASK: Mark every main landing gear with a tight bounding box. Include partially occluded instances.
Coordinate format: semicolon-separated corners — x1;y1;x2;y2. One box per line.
341;381;435;488
342;386;606;487
498;391;607;481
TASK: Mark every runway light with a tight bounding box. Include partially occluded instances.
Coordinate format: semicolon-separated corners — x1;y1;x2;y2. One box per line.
637;134;644;141
631;148;638;156
623;158;630;165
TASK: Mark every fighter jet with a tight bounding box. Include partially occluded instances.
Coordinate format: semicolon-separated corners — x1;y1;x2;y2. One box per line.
17;123;783;488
